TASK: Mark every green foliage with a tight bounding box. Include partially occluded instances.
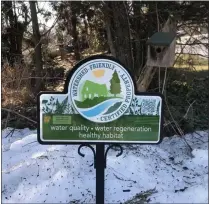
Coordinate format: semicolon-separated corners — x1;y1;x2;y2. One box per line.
129;97;141;115
42;96;56;114
42;100;48;104
66;103;74;114
54;96;68;114
163;69;209;136
42;96;68;114
110;71;121;96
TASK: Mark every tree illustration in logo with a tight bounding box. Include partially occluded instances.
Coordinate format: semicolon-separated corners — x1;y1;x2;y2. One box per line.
110;70;121;97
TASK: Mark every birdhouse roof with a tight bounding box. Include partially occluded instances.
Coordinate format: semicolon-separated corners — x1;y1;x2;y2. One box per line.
147;32;176;46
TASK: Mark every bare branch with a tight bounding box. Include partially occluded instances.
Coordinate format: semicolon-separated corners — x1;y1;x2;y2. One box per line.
1;108;37;124
183;100;196;119
41;15;60;37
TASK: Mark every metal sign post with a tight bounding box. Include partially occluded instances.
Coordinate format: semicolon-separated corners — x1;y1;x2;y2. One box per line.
95;144;105;204
78;143;123;204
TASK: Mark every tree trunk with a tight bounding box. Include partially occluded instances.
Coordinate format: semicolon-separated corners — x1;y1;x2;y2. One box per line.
132;1;147;78
105;19;116;56
103;2;134;74
29;1;44;94
65;2;80;60
71;13;80;60
15;23;24;57
3;1;24;65
5;1;16;62
83;18;90;49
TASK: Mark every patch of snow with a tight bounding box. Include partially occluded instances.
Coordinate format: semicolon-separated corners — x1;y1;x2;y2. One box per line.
2;128;208;203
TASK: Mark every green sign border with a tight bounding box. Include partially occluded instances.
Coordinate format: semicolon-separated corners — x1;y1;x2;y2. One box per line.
37;55;164;145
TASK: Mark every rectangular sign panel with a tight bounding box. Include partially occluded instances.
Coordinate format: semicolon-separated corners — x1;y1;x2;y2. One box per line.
37;56;163;144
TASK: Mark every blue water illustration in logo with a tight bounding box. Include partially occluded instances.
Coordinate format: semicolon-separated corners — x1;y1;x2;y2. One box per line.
79;98;122;117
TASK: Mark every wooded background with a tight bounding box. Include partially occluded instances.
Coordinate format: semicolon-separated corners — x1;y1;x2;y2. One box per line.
1;1;209;137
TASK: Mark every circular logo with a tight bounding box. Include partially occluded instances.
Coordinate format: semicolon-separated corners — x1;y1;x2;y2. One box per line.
69;58;134;123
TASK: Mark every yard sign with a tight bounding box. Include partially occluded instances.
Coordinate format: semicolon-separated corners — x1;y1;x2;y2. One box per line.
37;55;163;144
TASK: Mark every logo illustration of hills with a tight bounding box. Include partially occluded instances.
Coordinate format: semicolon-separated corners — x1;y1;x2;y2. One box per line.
74;70;124;118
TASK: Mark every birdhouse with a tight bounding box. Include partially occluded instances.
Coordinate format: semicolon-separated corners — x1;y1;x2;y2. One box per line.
146;31;176;67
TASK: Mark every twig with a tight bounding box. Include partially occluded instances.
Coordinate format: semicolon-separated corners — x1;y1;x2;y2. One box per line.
36;160;40;177
158;65;161;92
123;1;135;74
175;52;208;59
191;133;205;143
41;15;60;37
22;141;38;147
193;131;208;143
156;2;160;32
4;128;16;138
164;98;193;152
1;108;37;124
113;173;136;183
174;25;205;66
162;67;168;94
183;100;196;119
24;14;59;58
5;77;64;85
177;42;208;46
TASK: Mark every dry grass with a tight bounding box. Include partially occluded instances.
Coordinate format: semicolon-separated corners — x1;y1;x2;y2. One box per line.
1;62;38;129
1;62;33;107
174;64;208;70
81;51;109;58
174;53;208;71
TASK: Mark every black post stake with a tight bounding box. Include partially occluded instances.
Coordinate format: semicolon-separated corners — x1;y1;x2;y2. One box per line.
78;144;123;204
95;144;105;204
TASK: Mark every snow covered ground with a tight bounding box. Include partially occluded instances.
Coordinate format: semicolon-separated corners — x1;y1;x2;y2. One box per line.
2;128;208;203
